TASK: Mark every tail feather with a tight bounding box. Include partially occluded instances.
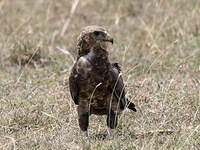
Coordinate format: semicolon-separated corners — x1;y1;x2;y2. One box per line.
119;97;137;112
126;99;137;112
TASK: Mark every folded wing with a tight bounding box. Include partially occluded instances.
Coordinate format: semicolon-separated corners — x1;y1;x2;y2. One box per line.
69;64;79;105
110;63;136;112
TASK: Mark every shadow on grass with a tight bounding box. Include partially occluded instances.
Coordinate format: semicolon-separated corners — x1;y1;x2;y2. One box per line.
132;130;175;139
89;130;175;141
90;133;108;140
91;130;175;140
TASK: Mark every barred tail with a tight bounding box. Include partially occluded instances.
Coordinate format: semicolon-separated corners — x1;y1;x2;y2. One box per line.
126;98;137;112
119;98;136;112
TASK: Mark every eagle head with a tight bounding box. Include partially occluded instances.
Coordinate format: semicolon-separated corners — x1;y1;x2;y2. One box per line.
77;25;113;57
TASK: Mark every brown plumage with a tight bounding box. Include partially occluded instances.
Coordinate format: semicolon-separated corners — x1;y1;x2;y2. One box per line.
69;25;136;137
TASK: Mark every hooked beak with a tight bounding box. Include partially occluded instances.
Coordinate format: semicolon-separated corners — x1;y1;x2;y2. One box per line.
103;34;114;44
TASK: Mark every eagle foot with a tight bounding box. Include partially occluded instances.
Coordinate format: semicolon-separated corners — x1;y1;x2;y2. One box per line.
107;128;113;137
83;131;88;137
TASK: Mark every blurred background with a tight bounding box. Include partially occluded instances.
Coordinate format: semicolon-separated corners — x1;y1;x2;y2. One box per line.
0;0;200;149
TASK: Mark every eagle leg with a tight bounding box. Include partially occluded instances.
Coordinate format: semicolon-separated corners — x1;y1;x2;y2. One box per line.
106;110;118;136
83;131;88;137
107;127;113;137
78;107;89;137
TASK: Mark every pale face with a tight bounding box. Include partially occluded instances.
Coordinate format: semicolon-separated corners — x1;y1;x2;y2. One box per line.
77;26;113;56
90;30;109;50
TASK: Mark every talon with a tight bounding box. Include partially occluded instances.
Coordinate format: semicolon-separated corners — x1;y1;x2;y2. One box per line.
83;131;88;137
107;128;113;137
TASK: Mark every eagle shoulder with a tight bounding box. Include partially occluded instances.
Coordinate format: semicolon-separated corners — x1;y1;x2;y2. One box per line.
76;56;92;79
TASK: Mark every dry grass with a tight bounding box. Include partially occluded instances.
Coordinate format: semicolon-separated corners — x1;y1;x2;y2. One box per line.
0;0;200;149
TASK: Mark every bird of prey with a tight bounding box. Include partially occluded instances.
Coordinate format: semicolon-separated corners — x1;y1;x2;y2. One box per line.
69;25;136;137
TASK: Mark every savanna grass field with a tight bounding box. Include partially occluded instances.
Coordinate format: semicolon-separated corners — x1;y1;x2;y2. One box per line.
0;0;200;149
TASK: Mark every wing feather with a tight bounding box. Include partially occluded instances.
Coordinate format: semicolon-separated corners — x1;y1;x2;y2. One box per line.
110;63;136;112
69;64;79;105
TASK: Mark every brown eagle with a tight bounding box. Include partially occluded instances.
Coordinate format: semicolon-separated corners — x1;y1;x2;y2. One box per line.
69;25;136;137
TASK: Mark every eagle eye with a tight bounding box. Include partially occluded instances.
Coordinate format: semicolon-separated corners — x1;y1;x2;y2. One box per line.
94;31;101;36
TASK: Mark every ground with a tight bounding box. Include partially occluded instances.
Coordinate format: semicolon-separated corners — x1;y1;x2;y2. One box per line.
0;0;200;149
